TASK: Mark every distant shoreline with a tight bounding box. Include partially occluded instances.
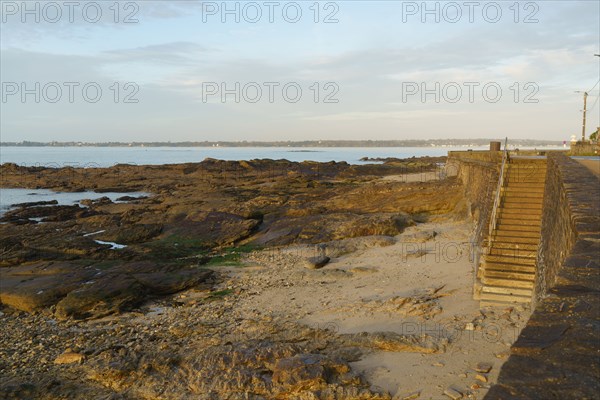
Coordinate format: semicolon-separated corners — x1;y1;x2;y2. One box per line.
1;139;563;148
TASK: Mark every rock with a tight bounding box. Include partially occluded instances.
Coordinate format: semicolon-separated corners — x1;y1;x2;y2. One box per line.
0;262;97;312
394;389;421;399
350;266;378;275
494;351;510;359
342;331;445;353
464;323;475;331
54;351;84;364
133;269;213;295
0;204;87;223
304;255;330;269
272;354;328;390
474;362;492;373
196;255;212;266
443;387;463;399
96;223;163;244
475;374;488;383
322;235;396;257
11;200;58;207
401;230;437;243
55;275;147;320
116;195;148;202
272;354;350;391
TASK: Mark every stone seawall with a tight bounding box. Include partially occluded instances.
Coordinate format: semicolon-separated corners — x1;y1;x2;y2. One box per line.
534;154;578;304
569;141;599;156
485;153;600;399
446;152;499;266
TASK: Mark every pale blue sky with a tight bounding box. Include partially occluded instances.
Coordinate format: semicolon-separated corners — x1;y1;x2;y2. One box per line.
1;0;599;142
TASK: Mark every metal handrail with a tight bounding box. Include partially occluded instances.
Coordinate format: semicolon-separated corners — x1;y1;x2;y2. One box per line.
487;138;508;249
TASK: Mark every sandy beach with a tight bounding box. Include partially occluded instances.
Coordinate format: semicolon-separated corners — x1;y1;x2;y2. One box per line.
228;219;530;399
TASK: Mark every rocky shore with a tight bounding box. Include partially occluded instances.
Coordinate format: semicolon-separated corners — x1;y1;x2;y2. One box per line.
0;157;529;399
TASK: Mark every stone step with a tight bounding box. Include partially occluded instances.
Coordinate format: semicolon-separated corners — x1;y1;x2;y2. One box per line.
484;254;537;266
507;171;547;178
506;168;546;174
507;165;547;170
488;242;539;251
481;285;533;297
506;170;546;176
483;263;536;275
498;202;543;209
493;229;540;238
483;270;535;281
508;163;547;168
503;187;545;194
497;209;542;219
480;293;532;305
505;179;547;184
501;196;544;202
491;236;540;245
495;223;541;232
486;247;537;258
497;218;542;227
510;158;547;164
499;209;542;216
507;164;546;169
501;201;543;209
481;276;534;289
502;191;545;199
503;182;546;190
506;171;546;176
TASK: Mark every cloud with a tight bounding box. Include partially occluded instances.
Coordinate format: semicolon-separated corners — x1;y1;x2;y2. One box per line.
102;42;210;64
1;1;598;142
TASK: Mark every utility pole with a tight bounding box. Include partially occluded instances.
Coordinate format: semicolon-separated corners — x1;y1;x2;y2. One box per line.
575;90;589;142
582;91;588;142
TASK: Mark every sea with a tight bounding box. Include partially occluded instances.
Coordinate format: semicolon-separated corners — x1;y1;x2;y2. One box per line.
0;145;492;168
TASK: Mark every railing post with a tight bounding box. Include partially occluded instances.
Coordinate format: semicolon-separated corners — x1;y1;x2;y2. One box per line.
487;138;509;253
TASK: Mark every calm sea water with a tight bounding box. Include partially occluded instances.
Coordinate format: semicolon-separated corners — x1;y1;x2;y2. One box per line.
0;189;148;217
0;146;492;167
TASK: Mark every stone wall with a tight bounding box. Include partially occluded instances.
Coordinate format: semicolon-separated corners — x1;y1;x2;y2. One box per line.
534;154;578;304
446;152;500;223
569;141;599;156
485;153;600;399
446;152;500;274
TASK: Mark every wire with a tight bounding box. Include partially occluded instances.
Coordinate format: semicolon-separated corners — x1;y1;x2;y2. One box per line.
588;78;600;93
588;94;599;114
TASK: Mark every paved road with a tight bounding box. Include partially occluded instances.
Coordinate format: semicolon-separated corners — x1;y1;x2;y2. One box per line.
575;159;600;178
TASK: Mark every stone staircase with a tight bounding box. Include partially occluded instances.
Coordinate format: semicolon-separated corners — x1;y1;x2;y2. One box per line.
477;157;547;306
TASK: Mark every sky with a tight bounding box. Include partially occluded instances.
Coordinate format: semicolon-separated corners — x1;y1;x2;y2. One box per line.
1;0;599;142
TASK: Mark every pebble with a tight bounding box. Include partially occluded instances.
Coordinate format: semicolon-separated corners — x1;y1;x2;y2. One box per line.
54;351;85;365
443;387;463;399
304;255;331;269
475;373;488;383
474;362;492;373
400;391;421;399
